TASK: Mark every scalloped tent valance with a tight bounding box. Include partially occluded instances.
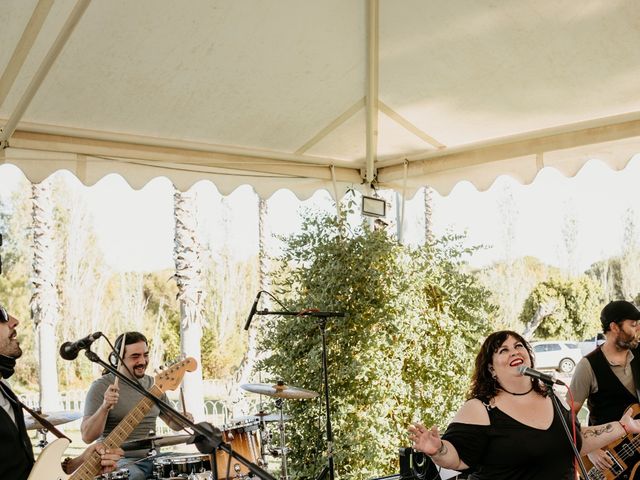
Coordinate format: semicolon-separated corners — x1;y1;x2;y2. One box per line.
2;1;640;198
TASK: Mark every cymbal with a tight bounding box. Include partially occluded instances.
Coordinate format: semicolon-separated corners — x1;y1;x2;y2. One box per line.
121;434;192;451
240;383;319;400
24;411;82;430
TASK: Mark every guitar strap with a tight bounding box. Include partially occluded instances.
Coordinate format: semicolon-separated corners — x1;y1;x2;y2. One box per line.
0;382;70;441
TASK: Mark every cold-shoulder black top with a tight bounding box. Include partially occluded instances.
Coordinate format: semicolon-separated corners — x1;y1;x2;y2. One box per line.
441;400;582;480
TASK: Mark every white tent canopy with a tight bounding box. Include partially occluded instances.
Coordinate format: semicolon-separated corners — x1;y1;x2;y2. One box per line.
2;0;640;198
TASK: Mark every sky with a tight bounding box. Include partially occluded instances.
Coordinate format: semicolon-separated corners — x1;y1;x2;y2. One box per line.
1;156;640;273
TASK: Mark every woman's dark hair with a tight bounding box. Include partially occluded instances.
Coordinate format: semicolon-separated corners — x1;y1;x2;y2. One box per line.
469;330;546;401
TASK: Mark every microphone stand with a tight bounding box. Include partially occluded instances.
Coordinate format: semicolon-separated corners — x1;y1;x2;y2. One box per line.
256;309;344;480
84;349;277;480
538;377;589;479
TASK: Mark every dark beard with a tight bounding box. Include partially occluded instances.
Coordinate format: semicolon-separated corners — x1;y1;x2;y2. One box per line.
616;335;638;350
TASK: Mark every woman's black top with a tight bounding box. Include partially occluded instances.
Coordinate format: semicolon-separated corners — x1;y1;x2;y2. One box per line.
442;399;582;480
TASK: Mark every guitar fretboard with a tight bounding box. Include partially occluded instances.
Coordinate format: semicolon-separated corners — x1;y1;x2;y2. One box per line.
69;384;162;480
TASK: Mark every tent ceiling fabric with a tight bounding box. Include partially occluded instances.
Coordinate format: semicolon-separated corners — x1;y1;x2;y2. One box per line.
1;0;640;198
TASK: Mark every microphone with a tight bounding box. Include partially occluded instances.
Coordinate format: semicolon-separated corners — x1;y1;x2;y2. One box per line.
517;365;566;386
244;291;262;331
59;332;102;360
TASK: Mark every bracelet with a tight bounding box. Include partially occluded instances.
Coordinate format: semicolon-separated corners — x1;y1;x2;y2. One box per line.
429;439;446;457
61;457;72;474
620;421;630;436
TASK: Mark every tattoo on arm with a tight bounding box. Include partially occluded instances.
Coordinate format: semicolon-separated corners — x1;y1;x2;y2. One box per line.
583;423;615;438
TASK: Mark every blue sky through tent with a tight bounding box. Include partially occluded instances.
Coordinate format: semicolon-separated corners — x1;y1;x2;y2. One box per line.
1;157;640;273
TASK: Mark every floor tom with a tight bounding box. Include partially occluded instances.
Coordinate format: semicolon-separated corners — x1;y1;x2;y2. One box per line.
215;419;262;479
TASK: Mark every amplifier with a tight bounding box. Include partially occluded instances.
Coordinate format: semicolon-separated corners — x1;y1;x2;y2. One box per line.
369;447;463;480
399;447;442;480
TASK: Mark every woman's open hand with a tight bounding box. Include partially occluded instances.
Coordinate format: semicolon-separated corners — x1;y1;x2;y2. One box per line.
408;423;442;456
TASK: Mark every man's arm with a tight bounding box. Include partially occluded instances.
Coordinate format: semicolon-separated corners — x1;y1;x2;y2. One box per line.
81;382;119;443
567;357;595;413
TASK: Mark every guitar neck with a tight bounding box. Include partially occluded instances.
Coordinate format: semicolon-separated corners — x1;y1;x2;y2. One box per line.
69;384;162;480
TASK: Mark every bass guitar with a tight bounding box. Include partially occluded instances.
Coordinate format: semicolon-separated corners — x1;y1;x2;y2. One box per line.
27;357;197;480
582;404;640;480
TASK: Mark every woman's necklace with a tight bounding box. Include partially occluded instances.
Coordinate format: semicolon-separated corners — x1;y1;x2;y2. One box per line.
500;385;533;396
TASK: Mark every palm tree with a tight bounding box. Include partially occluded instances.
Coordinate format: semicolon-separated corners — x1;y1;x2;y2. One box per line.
424;186;434;244
230;195;268;416
30;179;60;411
173;187;205;420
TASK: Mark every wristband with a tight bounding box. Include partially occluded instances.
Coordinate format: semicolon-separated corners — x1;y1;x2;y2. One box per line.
429;439;446;457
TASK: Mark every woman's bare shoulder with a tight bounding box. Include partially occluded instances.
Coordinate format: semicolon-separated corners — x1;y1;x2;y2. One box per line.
451;398;491;426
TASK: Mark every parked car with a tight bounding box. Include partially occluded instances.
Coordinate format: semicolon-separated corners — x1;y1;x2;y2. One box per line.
578;333;605;356
531;341;584;373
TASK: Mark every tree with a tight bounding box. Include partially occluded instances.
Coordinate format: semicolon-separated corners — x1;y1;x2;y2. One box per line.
586;258;622;302
30;179;61;411
173;187;205;420
0;180;35;390
52;177;111;386
477;257;559;331
423;186;434;244
519;276;603;340
559;202;580;276
228;195;268;416
258;208;494;479
619;207;640;300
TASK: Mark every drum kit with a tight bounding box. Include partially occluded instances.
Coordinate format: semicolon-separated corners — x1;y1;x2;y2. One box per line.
138;381;318;480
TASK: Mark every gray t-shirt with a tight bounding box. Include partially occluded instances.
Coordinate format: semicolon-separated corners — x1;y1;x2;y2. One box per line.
84;373;169;458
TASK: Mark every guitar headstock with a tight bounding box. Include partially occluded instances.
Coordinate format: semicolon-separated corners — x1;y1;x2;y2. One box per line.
154;357;197;393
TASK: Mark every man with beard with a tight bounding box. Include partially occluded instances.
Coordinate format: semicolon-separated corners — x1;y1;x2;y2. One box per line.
568;300;640;472
81;331;192;480
0;305;122;480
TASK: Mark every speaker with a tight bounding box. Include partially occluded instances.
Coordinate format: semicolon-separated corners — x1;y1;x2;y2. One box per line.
399;447;442;480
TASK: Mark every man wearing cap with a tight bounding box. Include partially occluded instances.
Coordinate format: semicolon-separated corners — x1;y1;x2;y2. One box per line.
0;305;122;480
568;300;640;471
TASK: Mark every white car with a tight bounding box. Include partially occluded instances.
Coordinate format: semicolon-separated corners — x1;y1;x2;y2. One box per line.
578;333;605;356
531;341;584;373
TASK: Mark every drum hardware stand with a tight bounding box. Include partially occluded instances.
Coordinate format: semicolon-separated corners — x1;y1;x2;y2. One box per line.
274;397;289;480
33;406;47;449
83;349;278;480
252;306;344;480
36;427;48;448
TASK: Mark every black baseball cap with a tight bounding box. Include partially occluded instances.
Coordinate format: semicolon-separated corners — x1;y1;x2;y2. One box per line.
600;300;640;330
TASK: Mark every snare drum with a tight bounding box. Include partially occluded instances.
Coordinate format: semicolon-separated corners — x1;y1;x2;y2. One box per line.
215;419;261;479
95;469;129;480
153;453;211;478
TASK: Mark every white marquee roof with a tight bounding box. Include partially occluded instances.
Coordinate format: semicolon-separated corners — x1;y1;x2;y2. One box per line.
1;0;640;198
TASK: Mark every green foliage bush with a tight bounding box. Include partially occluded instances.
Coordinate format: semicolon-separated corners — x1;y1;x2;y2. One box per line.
520;275;603;340
258;209;494;479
